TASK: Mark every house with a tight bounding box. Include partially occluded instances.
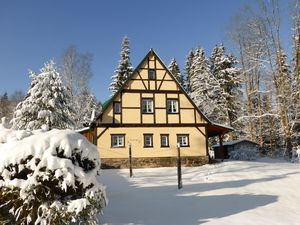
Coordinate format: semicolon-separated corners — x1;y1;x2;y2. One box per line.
85;49;232;168
212;139;258;159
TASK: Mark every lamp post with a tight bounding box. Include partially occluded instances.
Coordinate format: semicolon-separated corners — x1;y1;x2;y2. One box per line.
177;142;182;189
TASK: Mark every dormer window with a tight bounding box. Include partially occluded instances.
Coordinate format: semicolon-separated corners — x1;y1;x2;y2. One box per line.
148;69;156;80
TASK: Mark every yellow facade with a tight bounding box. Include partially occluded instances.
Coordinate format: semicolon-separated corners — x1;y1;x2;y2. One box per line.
96;49;210;162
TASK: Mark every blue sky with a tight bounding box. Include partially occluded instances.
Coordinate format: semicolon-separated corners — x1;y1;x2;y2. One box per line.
0;0;292;102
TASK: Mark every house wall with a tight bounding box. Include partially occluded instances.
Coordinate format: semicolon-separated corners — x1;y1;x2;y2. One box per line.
97;126;207;158
97;50;210;168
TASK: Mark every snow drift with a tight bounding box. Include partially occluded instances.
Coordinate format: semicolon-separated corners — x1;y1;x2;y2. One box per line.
0;125;107;224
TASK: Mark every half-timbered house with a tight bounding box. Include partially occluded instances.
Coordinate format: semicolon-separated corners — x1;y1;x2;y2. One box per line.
91;49;232;168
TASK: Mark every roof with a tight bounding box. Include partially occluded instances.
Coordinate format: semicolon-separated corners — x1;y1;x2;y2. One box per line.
212;139;258;148
96;48;233;137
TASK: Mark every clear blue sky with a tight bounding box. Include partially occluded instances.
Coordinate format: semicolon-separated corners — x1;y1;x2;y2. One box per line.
0;0;291;102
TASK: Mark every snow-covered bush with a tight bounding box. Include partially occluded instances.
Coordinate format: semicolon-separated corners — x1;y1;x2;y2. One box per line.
229;149;257;161
0;126;107;224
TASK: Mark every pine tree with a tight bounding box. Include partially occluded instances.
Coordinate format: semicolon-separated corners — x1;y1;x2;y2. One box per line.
210;44;242;127
185;49;194;93
11;61;74;130
168;58;184;87
109;36;133;95
190;48;227;123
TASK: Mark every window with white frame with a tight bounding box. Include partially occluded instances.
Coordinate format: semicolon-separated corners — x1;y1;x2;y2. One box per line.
111;134;125;148
113;102;121;114
144;134;153;147
142;99;153;113
167;99;179;113
177;134;189;147
160;134;169;147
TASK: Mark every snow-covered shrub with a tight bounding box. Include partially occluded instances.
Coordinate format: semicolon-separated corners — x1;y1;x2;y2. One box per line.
229;149;257;161
0;127;107;225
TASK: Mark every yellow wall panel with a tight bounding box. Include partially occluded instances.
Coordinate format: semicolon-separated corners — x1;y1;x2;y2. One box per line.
155;59;164;69
179;94;194;108
97;127;207;158
155;94;165;107
142;114;154;124
168;114;179;123
122;93;140;107
180;109;195;123
122;109;141;124
155;109;166;123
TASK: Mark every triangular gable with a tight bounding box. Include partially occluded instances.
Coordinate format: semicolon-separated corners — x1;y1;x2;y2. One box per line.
97;49;211;124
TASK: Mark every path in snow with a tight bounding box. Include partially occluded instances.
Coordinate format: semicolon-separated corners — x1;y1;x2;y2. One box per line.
99;158;300;225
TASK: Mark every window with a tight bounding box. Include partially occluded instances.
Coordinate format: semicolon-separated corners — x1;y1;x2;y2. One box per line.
148;69;156;80
144;134;153;147
167;99;179;113
177;134;189;147
113;102;121;114
142;99;153;113
160;134;169;147
111;134;125;148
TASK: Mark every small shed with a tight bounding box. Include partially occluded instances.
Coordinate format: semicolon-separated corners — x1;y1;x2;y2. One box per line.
212;139;258;159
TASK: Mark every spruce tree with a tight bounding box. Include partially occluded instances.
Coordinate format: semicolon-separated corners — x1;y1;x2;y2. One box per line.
190;48;227;123
168;58;184;87
210;44;242;127
11;61;74;130
185;49;194;93
109;36;133;95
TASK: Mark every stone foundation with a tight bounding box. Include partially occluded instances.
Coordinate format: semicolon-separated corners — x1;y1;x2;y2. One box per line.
101;156;209;169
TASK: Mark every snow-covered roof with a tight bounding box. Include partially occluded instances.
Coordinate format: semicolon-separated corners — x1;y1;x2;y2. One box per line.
76;126;91;133
212;139;258;148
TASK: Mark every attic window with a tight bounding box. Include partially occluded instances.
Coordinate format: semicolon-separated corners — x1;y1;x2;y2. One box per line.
148;69;156;80
113;102;121;114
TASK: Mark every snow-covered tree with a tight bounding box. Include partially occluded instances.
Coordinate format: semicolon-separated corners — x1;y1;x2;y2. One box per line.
73;88;101;128
168;58;184;87
185;49;195;93
11;61;74;130
60;46;98;129
210;44;242;127
190;48;227;124
109;36;133;95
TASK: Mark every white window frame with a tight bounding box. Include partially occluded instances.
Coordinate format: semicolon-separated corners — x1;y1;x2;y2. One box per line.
177;134;189;147
142;99;154;113
111;134;125;148
144;134;153;147
167;99;179;113
161;134;169;147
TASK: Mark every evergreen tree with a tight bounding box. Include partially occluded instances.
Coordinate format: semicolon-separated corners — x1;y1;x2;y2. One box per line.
185;49;194;93
109;36;133;95
0;93;10;119
168;58;184;87
11;61;74;130
210;44;242;127
190;48;227;123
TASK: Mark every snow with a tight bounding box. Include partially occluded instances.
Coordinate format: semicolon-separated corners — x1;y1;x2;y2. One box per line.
0;125;106;224
99;158;300;225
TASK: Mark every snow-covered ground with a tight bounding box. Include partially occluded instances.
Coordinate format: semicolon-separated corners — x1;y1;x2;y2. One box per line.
99;158;300;225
